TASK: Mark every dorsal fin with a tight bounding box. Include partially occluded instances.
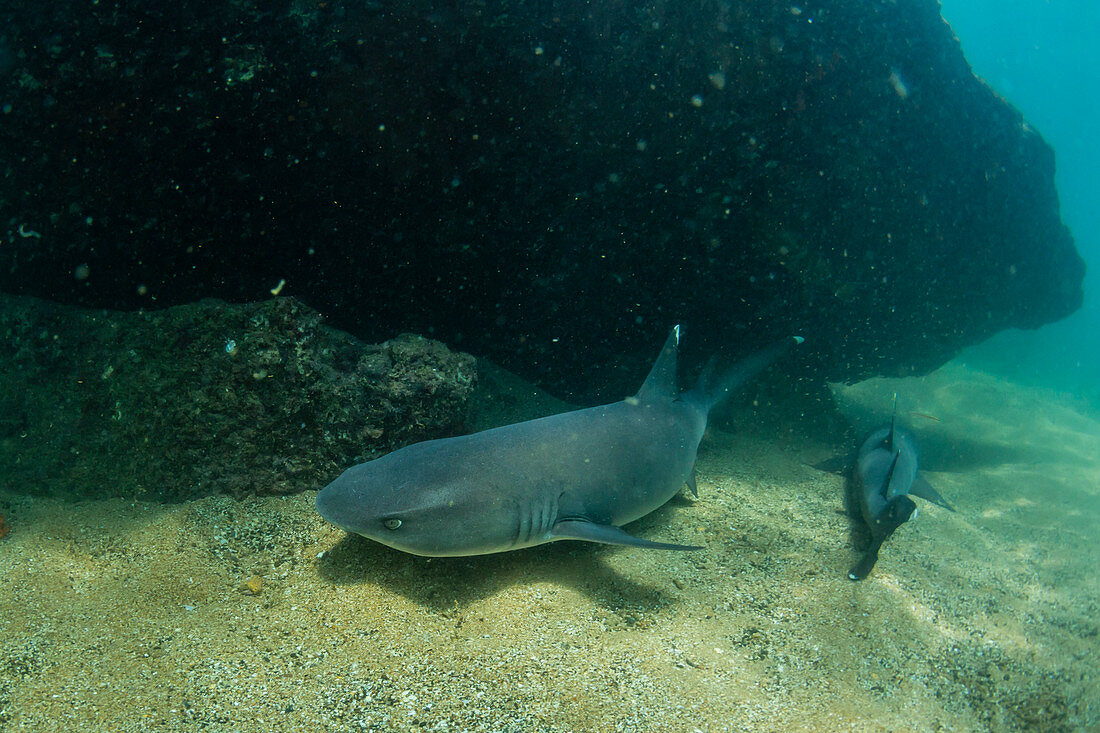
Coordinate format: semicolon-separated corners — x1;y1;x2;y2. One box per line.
635;325;680;403
880;450;901;500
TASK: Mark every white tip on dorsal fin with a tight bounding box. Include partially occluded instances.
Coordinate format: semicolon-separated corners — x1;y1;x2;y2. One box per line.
635;325;681;404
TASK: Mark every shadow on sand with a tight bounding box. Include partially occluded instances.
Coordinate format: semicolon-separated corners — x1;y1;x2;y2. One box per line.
315;498;697;615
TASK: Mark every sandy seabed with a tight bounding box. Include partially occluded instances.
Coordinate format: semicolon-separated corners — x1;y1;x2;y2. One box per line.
1;362;1097;731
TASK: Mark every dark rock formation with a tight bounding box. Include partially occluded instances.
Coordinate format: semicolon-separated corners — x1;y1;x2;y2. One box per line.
0;0;1084;402
0;295;477;500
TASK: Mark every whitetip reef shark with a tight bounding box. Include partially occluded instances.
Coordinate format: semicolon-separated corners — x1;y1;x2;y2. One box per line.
316;326;802;556
848;404;955;580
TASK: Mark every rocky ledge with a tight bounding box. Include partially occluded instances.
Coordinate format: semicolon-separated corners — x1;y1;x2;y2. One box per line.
0;0;1084;401
0;296;476;500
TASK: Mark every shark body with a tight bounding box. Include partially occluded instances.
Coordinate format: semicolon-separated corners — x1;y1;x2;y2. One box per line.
848;412;955;580
316;327;800;557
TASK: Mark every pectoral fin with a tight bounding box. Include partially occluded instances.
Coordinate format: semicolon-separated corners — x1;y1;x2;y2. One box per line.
911;474;955;511
809;453;852;475
550;519;702;551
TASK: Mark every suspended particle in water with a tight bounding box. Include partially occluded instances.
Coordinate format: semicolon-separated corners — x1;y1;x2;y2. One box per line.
888;69;910;99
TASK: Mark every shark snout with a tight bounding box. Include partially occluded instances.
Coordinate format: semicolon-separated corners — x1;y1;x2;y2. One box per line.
315;477;368;535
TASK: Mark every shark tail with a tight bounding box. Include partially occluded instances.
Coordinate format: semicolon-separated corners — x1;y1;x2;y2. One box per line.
688;336;803;414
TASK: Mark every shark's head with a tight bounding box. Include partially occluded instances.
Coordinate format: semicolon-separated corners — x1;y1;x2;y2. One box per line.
315;453;516;557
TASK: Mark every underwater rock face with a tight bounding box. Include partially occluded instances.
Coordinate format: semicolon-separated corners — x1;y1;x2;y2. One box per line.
0;295;477;500
0;0;1084;401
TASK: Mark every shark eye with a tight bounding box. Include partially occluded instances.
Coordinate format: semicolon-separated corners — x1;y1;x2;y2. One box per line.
383;518;402;530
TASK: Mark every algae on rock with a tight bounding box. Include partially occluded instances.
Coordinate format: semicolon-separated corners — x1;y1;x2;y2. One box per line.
0;295;477;501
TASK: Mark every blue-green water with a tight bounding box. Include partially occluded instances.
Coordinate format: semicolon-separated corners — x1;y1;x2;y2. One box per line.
942;0;1100;400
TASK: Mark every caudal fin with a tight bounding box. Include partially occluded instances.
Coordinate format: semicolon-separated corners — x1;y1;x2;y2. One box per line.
690;336;803;414
848;537;884;580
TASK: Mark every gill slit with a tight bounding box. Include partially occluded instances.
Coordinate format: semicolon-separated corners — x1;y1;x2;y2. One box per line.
512;493;561;547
